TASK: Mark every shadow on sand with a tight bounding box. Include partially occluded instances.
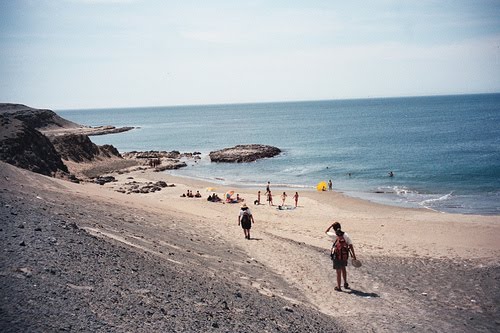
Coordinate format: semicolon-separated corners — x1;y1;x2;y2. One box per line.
347;289;379;298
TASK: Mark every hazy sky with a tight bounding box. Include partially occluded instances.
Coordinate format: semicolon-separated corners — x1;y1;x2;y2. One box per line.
1;0;499;109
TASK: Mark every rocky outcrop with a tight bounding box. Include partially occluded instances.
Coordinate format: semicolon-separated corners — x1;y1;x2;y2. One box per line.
0;103;81;131
123;151;182;160
0;104;134;137
50;134;121;163
85;126;135;136
122;151;201;160
209;144;281;163
122;150;198;171
0;104;124;179
0;116;69;177
114;180;175;194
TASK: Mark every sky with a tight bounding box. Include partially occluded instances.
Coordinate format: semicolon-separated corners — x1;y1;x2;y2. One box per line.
0;0;499;109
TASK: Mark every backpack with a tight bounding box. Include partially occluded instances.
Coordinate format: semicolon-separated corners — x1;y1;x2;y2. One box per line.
332;235;349;262
241;211;250;224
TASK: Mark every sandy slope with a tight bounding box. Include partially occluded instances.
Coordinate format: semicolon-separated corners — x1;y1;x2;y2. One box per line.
1;162;499;332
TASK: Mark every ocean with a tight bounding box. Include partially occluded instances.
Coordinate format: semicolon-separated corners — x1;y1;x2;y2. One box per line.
57;94;500;215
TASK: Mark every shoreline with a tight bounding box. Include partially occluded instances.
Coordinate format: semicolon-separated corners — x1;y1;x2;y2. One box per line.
166;168;500;216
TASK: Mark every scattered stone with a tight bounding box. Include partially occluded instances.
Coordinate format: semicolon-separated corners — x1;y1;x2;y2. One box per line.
115;180;172;194
18;267;32;277
94;176;116;185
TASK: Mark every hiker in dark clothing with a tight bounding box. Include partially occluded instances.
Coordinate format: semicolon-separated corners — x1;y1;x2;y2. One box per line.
238;203;255;240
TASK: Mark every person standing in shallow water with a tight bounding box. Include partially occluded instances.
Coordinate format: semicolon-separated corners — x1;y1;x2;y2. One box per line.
238;203;254;239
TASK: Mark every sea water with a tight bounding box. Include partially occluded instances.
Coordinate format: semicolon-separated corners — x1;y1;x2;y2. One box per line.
57;94;500;215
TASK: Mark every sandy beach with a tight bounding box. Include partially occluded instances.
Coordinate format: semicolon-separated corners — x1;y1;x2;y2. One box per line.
2;160;499;332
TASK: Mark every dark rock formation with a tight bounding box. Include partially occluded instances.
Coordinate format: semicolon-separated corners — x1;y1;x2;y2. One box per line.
209;144;281;163
122;151;192;171
115;180;173;194
0;104;124;178
0;103;80;131
123;151;181;160
94;176;117;185
0;117;69;176
153;161;187;171
50;134;121;163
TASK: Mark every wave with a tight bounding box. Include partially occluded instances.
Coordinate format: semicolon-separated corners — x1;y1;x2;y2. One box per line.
419;192;454;206
281;164;328;177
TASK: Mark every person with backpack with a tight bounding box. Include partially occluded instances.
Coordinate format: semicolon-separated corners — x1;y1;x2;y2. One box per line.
238;203;255;240
325;221;357;291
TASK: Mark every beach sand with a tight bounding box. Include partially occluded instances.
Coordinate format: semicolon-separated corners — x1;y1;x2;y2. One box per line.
1;161;499;332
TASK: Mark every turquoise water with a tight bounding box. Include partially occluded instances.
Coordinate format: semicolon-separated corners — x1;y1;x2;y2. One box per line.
57;94;500;215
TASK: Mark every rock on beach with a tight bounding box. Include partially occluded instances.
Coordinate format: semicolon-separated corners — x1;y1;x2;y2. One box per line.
209;144;281;163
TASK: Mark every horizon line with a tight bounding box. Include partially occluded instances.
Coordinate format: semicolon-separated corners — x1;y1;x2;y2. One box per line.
49;91;500;111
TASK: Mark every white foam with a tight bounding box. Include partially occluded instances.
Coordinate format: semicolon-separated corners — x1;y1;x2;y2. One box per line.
419;192;454;206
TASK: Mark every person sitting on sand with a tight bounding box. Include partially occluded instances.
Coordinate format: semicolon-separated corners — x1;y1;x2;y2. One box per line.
195;191;201;198
226;193;237;203
325;222;357;292
238;203;255;240
236;194;244;202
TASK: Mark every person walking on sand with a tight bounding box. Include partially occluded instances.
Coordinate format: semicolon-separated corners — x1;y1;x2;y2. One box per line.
267;191;274;206
281;192;287;206
293;192;299;208
328;179;333;191
325;222;357;291
265;181;271;195
238;203;254;239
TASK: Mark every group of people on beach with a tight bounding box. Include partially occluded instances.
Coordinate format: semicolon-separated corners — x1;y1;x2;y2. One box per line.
256;182;299;208
207;193;222;202
237;181;358;292
180;190;201;198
